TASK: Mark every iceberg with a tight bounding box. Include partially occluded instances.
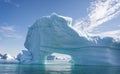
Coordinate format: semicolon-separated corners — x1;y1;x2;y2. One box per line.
0;53;19;64
18;13;120;65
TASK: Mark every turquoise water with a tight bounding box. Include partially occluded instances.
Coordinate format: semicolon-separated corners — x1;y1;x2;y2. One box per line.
0;64;120;74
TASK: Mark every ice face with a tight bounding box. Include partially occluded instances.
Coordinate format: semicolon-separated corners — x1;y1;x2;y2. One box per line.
18;13;120;65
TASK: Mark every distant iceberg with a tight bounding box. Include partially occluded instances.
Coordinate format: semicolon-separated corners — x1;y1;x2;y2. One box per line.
0;53;19;64
17;13;120;65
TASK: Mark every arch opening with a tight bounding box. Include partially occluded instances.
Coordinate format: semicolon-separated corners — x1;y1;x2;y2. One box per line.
44;53;73;65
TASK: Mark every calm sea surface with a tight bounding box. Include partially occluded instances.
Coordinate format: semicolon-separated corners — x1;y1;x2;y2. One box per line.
0;64;120;74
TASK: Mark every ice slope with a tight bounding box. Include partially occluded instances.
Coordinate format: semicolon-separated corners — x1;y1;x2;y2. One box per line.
18;13;120;65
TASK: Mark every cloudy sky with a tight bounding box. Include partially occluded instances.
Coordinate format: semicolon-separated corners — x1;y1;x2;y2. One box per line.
0;0;120;56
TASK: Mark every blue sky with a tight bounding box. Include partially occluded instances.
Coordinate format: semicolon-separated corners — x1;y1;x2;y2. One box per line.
0;0;120;56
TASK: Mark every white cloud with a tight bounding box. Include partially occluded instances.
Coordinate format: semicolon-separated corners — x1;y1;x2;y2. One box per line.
73;0;120;34
89;30;120;37
88;0;120;31
94;30;120;41
100;30;120;36
0;25;22;39
4;0;11;3
0;25;15;32
3;0;20;8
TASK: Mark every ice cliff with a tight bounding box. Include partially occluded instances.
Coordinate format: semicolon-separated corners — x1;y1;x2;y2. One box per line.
18;13;120;65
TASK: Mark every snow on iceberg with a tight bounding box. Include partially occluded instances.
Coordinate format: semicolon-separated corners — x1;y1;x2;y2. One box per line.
18;13;120;65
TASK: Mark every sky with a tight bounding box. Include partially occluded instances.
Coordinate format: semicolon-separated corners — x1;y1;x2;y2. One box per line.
0;0;120;56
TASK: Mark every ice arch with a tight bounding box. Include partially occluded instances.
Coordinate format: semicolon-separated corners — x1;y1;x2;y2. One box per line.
18;14;120;65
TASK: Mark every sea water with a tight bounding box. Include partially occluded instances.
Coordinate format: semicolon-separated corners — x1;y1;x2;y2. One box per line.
0;64;120;74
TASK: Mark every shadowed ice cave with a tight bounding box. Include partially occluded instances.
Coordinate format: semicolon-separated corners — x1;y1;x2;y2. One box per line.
17;13;120;65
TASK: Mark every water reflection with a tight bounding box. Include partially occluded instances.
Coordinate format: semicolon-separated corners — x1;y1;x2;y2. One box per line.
72;65;120;74
17;64;71;74
0;64;120;74
45;64;71;74
17;64;46;74
0;64;18;74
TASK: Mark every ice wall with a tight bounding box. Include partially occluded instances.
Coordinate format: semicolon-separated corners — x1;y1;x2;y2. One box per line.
18;14;120;65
